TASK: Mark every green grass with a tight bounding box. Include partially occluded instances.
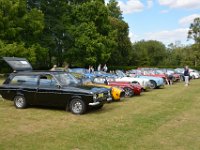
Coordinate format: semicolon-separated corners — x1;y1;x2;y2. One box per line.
0;79;200;150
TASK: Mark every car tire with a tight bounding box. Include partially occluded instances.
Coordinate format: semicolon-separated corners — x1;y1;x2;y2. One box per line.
14;95;27;109
149;80;157;89
124;87;134;97
70;98;86;114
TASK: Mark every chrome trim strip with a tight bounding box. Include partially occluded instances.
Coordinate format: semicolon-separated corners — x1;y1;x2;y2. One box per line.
107;97;112;102
88;102;100;106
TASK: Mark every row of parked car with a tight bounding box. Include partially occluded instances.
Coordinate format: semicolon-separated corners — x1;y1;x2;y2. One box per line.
0;57;199;115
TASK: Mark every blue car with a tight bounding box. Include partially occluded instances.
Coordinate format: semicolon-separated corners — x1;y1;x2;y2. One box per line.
127;69;165;89
69;68;96;79
134;75;165;89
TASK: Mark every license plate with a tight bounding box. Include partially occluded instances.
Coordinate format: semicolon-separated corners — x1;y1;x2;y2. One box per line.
98;93;104;98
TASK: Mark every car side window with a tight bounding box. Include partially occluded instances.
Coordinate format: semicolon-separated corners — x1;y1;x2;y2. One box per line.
39;75;57;87
10;75;38;86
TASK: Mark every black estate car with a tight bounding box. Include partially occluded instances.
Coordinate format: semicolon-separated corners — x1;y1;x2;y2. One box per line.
0;57;111;114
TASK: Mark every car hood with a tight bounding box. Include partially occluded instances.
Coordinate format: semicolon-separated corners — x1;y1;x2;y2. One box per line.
115;77;150;83
137;75;162;81
62;84;109;94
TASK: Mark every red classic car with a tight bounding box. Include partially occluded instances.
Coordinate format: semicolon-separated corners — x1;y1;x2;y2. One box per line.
108;81;142;96
93;77;142;97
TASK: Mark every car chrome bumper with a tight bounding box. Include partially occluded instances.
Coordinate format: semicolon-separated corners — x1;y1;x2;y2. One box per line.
89;102;100;106
107;97;113;102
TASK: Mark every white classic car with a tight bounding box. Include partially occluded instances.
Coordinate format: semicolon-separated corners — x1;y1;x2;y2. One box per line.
189;69;200;79
114;70;151;91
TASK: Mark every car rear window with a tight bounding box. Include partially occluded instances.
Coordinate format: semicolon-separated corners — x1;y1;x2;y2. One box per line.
10;75;38;86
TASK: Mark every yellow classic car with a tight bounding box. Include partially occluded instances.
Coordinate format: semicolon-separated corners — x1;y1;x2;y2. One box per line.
64;72;125;101
84;82;125;101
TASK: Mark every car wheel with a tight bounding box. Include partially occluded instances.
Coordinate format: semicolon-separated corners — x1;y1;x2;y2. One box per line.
70;99;86;114
149;80;156;89
14;95;27;109
192;75;195;79
124;87;134;97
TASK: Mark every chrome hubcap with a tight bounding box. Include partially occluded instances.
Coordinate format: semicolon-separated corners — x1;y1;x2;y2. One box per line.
150;82;155;89
72;101;83;113
125;89;131;96
15;97;24;108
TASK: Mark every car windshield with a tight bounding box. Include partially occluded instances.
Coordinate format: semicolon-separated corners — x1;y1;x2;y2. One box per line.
155;70;163;74
54;73;79;86
116;70;126;77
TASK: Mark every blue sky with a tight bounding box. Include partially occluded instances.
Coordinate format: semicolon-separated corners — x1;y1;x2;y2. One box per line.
113;0;200;46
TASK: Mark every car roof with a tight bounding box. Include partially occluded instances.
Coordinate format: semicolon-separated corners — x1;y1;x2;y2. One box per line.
10;71;67;76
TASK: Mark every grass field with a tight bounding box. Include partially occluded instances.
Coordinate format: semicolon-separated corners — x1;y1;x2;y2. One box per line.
0;79;200;150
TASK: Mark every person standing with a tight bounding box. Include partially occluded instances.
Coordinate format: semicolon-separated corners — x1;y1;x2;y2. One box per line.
50;65;57;71
97;64;101;71
89;65;94;73
63;64;69;72
88;65;92;73
184;66;190;86
103;64;108;72
91;66;94;73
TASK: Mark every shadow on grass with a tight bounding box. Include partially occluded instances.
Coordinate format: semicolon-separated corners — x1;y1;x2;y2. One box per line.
1;97;132;115
19;101;123;115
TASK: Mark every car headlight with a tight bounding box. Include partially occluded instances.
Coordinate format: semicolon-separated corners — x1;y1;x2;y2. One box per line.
108;91;111;96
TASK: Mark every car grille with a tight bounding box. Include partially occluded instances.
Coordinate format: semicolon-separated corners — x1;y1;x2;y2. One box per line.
97;92;109;102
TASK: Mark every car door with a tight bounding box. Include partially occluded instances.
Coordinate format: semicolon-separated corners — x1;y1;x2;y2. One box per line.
36;74;66;107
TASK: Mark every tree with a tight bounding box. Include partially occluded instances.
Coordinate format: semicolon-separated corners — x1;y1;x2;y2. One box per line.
188;17;200;44
0;0;44;44
107;0;132;66
131;40;167;66
27;0;72;66
0;0;47;68
188;17;200;66
0;40;36;63
107;0;123;20
67;1;116;66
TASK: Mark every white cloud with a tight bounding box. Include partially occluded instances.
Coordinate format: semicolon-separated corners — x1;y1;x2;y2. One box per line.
147;0;153;8
131;28;194;45
118;0;144;14
179;14;200;27
158;0;200;9
129;31;139;43
160;9;169;13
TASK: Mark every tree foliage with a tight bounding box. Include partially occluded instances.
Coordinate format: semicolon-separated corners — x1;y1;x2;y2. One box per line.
188;17;200;44
0;0;46;67
131;40;167;66
66;0;116;66
187;17;200;66
107;0;132;65
1;0;200;71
